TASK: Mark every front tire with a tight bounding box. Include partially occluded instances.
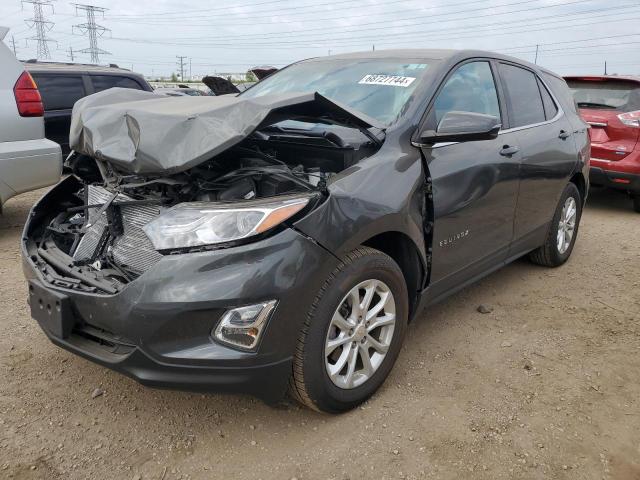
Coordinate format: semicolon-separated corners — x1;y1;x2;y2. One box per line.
289;247;408;413
529;182;582;267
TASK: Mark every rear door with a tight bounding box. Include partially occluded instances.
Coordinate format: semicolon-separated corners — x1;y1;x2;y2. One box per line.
498;63;578;251
565;77;640;161
421;60;521;288
30;73;86;155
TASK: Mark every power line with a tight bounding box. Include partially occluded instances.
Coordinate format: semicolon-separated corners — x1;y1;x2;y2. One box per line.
23;0;57;59
109;0;297;18
108;0;420;24
100;0;599;47
72;3;110;63
116;0;638;47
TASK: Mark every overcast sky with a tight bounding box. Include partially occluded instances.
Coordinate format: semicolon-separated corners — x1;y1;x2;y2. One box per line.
2;0;639;78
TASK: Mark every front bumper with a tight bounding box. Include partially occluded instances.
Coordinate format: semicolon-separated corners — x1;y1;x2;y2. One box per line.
23;201;337;402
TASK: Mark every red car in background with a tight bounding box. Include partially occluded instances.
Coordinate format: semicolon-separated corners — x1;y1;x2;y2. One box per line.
565;76;640;212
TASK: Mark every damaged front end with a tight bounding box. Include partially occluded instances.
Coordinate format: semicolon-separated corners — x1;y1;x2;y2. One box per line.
24;89;384;294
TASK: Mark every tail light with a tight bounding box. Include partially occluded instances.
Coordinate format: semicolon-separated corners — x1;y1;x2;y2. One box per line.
618;110;640;128
13;71;44;117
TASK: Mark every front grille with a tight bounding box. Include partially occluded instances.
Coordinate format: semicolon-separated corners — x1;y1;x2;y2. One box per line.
73;185;163;274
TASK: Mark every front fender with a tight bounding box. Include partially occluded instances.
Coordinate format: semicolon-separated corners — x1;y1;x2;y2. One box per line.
293;149;428;268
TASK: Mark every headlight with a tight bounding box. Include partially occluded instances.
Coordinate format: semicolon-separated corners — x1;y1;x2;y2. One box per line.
143;194;312;250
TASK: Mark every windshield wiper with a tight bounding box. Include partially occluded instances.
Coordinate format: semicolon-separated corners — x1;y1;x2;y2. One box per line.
577;101;617;109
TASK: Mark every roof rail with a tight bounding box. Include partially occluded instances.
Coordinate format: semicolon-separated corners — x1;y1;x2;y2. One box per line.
22;60;126;69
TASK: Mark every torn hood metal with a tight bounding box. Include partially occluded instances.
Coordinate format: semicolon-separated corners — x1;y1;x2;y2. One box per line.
69;87;383;174
201;76;240;95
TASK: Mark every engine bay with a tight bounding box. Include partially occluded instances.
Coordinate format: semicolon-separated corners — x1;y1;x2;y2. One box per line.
25;121;380;294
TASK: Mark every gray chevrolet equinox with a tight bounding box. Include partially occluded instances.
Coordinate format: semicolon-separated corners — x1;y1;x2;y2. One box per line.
23;49;589;412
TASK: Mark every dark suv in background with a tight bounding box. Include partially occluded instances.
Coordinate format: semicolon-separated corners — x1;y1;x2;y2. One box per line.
23;61;153;155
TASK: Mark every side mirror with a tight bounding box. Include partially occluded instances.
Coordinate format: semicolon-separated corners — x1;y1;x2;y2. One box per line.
420;111;501;144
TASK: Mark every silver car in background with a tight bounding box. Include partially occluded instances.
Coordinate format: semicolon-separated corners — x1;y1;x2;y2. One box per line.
0;26;61;212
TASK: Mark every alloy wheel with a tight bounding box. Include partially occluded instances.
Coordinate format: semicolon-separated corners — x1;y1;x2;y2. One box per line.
324;279;396;389
557;196;577;254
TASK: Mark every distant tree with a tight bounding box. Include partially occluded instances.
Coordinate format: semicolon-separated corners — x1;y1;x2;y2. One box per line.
245;70;257;82
170;72;178;82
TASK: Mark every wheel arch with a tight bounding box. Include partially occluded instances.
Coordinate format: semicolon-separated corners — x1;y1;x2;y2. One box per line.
361;231;426;321
570;171;587;205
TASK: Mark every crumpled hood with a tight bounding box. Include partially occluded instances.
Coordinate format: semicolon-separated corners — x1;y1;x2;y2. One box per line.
70;88;381;175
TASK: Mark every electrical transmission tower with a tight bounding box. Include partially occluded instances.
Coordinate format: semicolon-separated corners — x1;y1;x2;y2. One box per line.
176;56;187;81
23;0;57;59
72;3;110;63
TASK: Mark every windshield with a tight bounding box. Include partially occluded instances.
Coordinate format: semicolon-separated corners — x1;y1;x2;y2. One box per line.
567;79;640;112
241;58;433;125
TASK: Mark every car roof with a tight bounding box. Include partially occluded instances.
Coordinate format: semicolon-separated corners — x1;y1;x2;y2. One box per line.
303;48;562;79
23;60;142;76
564;75;640;84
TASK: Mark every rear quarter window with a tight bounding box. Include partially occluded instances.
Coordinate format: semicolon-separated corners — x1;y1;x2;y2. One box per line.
537;78;558;120
31;73;86;110
91;75;144;93
542;73;578;114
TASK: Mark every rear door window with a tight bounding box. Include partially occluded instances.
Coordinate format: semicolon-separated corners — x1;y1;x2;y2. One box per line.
499;64;546;128
565;79;640;112
31;74;86;110
91;75;143;93
433;61;501;125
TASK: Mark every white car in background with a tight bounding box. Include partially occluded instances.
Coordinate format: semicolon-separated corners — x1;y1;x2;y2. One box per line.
0;26;61;212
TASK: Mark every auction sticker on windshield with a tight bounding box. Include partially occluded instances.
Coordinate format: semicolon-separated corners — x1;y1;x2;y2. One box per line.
358;74;416;87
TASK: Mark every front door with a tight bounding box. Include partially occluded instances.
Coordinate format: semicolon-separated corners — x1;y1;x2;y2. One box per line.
420;60;521;293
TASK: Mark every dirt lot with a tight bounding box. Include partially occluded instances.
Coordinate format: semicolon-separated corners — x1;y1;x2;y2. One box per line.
0;187;639;480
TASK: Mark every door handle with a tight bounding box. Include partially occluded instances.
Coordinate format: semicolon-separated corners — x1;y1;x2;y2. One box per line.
558;130;571;139
499;145;519;157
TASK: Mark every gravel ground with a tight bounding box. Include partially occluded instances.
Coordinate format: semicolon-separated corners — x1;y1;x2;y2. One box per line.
0;186;639;480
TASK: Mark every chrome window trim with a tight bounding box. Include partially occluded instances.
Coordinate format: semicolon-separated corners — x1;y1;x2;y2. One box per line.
414;71;565;149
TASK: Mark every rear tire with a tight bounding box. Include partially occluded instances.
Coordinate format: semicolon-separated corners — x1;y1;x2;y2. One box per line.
289;247;408;413
632;195;640;213
529;182;582;267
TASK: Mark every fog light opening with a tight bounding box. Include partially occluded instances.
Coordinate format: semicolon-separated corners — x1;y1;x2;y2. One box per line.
213;300;277;351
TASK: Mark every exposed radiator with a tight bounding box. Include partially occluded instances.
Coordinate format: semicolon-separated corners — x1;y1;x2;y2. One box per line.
73;186;164;275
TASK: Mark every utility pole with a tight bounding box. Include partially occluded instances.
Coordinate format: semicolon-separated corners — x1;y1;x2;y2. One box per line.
189;58;192;81
604;61;608;75
10;35;19;56
534;44;539;64
372;44;375;51
176;55;187;80
72;4;110;64
67;46;74;61
23;0;57;60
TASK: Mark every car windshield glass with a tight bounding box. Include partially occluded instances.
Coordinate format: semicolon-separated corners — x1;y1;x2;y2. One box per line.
567;80;640;112
240;58;434;125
